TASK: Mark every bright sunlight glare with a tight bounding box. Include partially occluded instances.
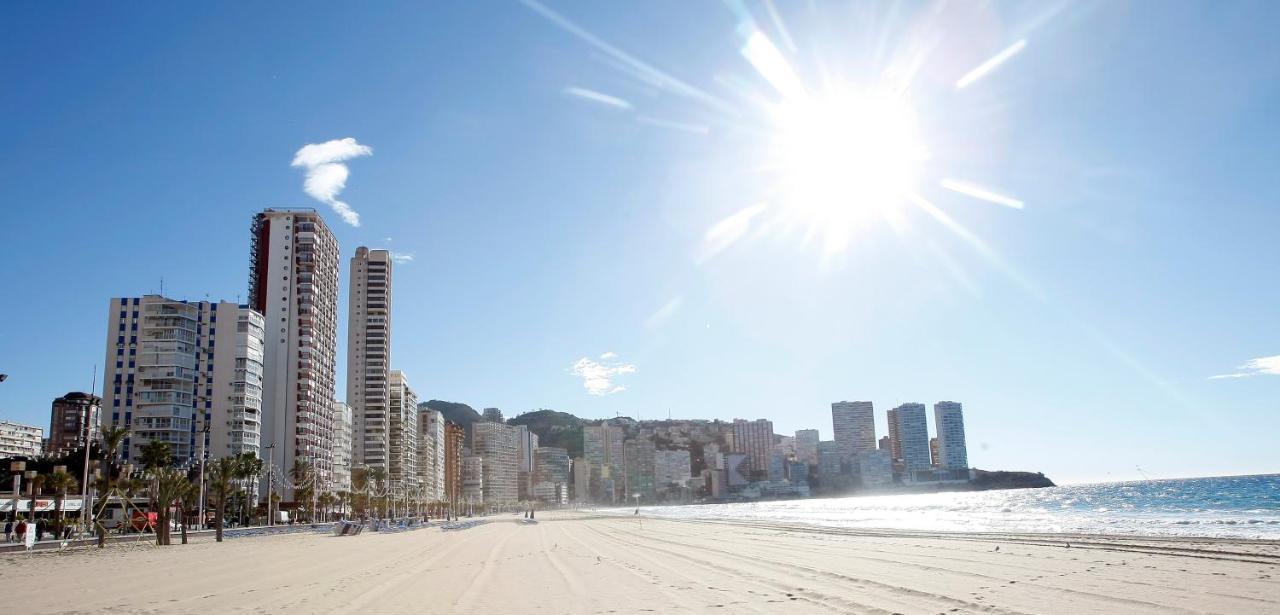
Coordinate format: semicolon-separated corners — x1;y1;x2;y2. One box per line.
770;90;929;251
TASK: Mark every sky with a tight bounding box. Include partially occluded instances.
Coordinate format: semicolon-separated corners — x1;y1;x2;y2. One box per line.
1;1;1277;484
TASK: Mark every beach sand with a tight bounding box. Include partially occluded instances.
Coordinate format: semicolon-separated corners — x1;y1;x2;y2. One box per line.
3;512;1277;614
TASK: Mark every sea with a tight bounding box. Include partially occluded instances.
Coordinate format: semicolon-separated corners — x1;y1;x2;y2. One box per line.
619;474;1280;540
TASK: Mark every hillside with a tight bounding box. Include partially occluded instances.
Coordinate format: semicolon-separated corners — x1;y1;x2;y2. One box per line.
424;400;482;444
509;409;585;459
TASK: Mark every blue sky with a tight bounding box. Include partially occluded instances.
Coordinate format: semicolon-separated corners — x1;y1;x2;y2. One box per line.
1;1;1277;484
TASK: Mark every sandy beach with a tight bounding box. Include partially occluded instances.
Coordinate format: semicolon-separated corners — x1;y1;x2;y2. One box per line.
3;513;1277;614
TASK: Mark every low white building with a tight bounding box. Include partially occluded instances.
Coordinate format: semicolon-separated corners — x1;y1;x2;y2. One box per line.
0;421;42;458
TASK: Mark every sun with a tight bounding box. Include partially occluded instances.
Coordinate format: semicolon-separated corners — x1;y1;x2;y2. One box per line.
769;89;928;250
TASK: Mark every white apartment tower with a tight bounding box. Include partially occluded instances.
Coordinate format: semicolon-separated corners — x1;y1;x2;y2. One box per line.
472;421;519;505
103;296;264;466
831;401;876;459
346;246;392;472
249;209;340;496
933;401;969;470
331;401;354;493
418;404;446;501
388;370;419;490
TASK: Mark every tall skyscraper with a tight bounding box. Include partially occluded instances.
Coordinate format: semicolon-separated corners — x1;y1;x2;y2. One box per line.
516;425;539;500
890;403;931;472
794;429;819;465
623;439;657;500
47;392;101;456
582;421;624;502
418;404;446;501
732;418;774;477
103;296;264;466
472;421;519;504
346;247;393;473
443;422;465;504
831;401;876;459
331;401;353;493
250;209;340;496
388;370;419;490
533;446;570;503
933;401;969;470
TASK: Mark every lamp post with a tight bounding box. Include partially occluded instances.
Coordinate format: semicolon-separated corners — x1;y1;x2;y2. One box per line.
9;461;25;522
80;399;97;533
263;443;275;527
196;419;210;530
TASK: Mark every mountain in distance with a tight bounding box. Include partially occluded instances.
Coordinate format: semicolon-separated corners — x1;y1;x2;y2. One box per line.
423;400;482;445
508;409;585;459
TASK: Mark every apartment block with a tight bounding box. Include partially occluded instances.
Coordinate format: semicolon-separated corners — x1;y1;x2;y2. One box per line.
346;246;392;472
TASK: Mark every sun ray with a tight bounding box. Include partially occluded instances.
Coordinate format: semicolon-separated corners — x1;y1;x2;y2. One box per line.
955;39;1028;89
940;179;1025;209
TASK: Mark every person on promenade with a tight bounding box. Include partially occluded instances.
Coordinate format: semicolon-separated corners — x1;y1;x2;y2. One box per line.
4;519;11;542
14;519;26;544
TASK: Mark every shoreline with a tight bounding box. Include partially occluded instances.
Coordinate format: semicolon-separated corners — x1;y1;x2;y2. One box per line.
4;512;1276;613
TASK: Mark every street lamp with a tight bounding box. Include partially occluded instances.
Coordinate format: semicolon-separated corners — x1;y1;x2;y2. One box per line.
262;443;275;527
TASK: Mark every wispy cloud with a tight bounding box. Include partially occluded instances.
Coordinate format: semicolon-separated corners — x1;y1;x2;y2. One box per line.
390;252;414;264
1210;354;1280;380
291;138;373;227
563;86;632;110
570;353;636;395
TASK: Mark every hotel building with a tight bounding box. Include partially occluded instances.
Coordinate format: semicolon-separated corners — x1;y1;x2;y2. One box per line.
831;401;876;459
731;418;774;476
890;403;932;472
933;401;969;470
249;209;340;495
346;246;392;472
473;421;519;504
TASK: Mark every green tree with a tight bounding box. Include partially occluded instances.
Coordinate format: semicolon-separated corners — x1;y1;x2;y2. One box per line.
147;467;191;546
206;457;236;542
232;452;263;524
44;469;78;537
290;459;314;523
139;440;172;471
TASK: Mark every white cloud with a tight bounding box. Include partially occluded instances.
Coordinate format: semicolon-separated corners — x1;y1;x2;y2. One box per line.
291;138;373;227
390;252;414;264
570;354;636;396
1211;354;1280;380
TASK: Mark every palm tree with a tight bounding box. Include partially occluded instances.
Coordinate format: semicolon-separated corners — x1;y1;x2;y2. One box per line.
206;457;236;542
351;468;369;517
139;440;172;471
290;459;314;523
316;491;334;522
44;469;78;538
366;466;387;518
100;425;130;470
147;467;191;546
232;452;263;524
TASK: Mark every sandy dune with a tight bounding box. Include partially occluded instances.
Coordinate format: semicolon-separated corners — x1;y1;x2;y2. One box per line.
3;513;1277;614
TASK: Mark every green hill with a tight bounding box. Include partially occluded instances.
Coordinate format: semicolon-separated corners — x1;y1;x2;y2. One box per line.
508;409;585;459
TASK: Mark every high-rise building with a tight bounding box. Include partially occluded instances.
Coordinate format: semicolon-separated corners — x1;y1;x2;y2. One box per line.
387;371;419;490
933;401;969;470
346;247;393;473
654;449;692;493
461;451;483;503
890;403;931;472
929;437;941;468
0;421;42;458
831;401;876;459
472;421;519;504
816;440;845;490
482;407;504;423
442;422;465;504
767;452;788;482
250;209;340;496
571;457;590;502
103;297;264;467
623;439;657;500
533;446;570;503
582;421;624;502
794;429;819;465
878;435;891;452
331;401;353;493
47;392;101;456
516;425;539;500
417;405;446;501
731;418;774;477
858;450;893;488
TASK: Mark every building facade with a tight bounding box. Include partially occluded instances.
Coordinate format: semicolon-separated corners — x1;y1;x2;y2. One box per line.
250;209;340;496
731;418;774;477
443;422;465;504
891;403;931;472
532;446;570;503
417;405;446;501
831;401;876;460
47;392;101;456
623;439;657;501
516;425;539;500
472;421;518;505
794;429;819;466
103;296;264;467
654;449;692;494
858;449;894;488
331;401;353;493
582;421;624;503
346;246;392;474
933;401;969;470
387;370;418;491
461;451;483;503
0;421;42;458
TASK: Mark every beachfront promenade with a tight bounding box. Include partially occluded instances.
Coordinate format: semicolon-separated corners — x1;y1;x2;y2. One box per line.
3;512;1277;614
